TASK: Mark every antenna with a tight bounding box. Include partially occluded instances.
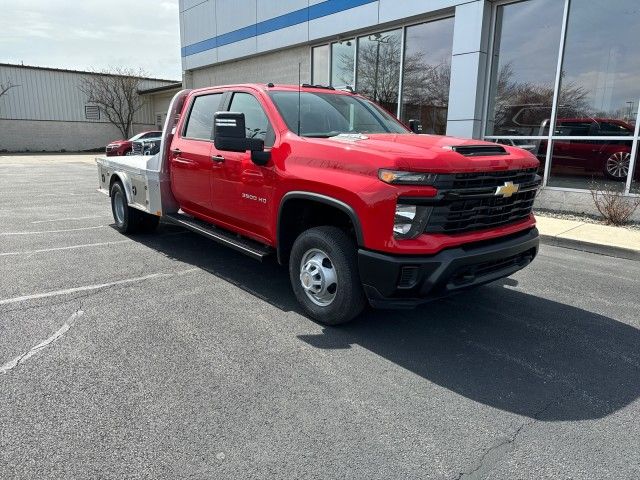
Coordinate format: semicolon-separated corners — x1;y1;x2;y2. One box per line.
297;62;301;136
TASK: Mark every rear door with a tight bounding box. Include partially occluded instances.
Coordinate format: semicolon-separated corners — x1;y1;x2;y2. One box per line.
209;90;276;240
170;92;223;216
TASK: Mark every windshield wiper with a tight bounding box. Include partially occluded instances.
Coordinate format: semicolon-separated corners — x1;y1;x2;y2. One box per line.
303;131;344;138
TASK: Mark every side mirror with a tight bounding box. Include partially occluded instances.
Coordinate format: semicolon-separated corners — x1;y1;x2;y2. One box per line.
213;112;270;165
408;119;423;134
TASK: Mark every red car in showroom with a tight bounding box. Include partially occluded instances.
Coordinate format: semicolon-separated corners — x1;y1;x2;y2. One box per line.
543;118;636;181
105;131;162;156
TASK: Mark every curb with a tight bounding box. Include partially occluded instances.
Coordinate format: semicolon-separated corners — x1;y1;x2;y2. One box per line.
540;234;640;261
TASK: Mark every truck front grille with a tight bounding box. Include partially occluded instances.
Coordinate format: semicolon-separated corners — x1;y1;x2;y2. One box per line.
415;168;540;235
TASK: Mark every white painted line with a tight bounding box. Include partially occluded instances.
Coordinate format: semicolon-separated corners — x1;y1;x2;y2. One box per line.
0;240;131;257
0;225;106;235
31;215;105;224
0;310;83;374
0;268;199;306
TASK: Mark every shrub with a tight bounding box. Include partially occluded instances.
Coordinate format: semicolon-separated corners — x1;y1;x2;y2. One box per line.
590;182;640;226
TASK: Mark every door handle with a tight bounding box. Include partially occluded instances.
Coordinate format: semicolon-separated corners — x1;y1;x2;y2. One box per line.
212;154;225;163
171;148;181;155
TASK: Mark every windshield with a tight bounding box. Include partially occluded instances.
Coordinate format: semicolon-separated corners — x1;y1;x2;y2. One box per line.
129;132;144;141
269;91;409;137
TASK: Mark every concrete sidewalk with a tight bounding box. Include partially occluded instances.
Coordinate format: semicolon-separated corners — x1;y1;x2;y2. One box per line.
536;215;640;260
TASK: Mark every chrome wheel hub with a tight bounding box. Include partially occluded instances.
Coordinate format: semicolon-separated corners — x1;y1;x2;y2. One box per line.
606;152;630;179
113;190;125;224
299;248;338;306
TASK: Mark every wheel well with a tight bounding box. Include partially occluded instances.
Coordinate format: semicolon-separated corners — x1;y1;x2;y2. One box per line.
108;174;124;196
277;198;360;264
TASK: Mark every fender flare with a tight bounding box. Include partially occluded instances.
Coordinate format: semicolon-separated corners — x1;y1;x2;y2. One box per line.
277;191;365;261
108;171;133;205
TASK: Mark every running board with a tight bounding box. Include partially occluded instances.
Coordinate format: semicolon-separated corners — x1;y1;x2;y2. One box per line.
164;213;273;261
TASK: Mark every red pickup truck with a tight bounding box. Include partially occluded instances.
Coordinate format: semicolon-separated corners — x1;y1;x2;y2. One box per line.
97;84;540;325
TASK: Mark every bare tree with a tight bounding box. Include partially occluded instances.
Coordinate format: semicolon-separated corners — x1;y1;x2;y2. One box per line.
489;62;590;135
0;79;20;112
78;67;148;139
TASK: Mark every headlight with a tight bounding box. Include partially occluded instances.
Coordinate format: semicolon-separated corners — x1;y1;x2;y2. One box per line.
394;203;433;239
379;169;437;185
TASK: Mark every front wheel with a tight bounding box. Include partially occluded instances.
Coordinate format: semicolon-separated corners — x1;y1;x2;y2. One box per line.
289;226;366;325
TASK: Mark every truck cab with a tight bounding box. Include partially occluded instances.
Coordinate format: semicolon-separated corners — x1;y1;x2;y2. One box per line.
97;83;540;325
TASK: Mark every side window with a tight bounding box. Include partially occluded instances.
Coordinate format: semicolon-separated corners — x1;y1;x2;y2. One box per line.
183;93;222;140
228;92;275;147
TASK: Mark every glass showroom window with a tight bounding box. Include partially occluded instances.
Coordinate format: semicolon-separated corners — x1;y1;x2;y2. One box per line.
312;45;329;85
547;0;640;191
331;39;355;88
485;0;564;138
399;17;454;135
356;29;403;115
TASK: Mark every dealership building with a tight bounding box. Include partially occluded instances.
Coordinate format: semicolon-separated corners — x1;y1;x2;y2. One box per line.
179;0;640;218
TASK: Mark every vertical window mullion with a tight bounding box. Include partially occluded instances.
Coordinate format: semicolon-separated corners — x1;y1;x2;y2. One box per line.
543;0;570;188
625;99;640;194
396;26;406;119
481;1;499;139
353;37;358;90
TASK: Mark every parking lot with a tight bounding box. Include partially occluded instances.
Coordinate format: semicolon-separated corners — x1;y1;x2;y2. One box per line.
1;154;639;479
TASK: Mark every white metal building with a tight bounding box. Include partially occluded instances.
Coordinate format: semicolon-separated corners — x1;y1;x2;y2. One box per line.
0;64;180;152
179;0;640;218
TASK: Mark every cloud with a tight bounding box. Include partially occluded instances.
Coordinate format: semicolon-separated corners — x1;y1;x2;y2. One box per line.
0;0;182;80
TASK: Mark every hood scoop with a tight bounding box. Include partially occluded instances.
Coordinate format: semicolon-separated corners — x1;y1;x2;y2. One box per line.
447;145;508;157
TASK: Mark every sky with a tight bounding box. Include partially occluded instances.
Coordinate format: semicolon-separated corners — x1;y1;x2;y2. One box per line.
0;0;182;80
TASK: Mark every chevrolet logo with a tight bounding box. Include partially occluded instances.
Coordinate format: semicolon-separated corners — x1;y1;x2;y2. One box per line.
495;181;520;198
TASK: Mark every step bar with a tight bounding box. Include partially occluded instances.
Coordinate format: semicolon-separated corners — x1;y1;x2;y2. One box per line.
164;213;273;261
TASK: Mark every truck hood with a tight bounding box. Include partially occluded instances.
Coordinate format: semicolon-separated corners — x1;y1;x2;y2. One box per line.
317;133;539;173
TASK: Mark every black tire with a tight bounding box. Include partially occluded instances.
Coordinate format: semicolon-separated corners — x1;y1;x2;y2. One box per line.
289;226;366;325
110;181;159;234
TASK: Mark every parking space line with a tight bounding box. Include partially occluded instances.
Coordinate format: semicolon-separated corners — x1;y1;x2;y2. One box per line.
31;215;105;224
0;310;84;375
0;240;131;256
0;268;199;306
0;225;106;235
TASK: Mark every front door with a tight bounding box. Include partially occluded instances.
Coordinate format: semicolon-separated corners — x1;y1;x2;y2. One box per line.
170;92;223;217
209;91;275;241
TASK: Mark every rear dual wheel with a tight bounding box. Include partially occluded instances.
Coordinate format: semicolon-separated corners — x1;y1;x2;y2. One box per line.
110;181;159;234
289;226;366;325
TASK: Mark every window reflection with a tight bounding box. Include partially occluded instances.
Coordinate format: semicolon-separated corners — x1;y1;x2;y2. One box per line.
356;29;403;114
312;45;329;85
630;149;640;194
399;17;454;135
485;0;564;136
331;40;355;87
547;138;632;190
555;0;640;134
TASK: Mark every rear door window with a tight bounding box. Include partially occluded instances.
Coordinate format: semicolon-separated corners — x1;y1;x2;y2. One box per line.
183;93;223;140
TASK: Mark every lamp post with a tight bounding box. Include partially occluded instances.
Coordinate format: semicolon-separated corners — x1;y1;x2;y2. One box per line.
368;33;390;102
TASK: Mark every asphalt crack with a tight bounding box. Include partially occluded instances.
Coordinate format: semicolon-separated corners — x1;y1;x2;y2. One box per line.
0;308;84;375
454;400;557;480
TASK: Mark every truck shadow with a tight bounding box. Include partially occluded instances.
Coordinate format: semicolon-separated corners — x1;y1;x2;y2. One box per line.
135;225;640;422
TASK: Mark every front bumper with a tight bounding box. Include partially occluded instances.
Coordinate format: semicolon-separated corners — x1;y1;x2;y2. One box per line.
358;228;539;308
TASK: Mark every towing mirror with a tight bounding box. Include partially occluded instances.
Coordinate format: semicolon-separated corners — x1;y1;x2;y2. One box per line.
213;111;270;165
408;119;423;134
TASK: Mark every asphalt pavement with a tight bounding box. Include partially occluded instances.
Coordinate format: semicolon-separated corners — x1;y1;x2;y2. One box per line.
1;155;639;479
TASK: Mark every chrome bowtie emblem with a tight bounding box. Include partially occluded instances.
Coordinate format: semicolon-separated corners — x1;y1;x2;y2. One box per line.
495;181;520;198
